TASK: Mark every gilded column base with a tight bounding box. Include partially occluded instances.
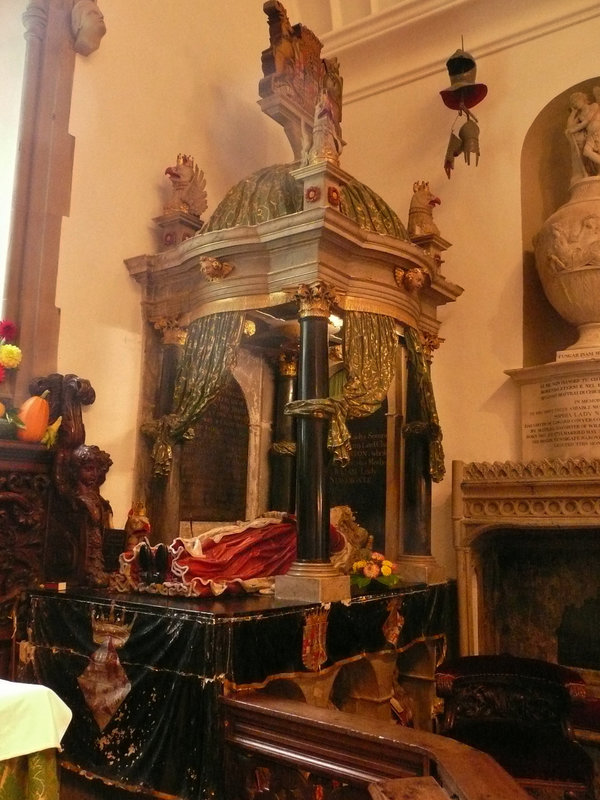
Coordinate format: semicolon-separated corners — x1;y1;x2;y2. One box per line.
275;567;350;603
395;554;446;585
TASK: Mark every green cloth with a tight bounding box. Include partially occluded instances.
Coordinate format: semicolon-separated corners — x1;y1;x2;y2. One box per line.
404;326;445;482
286;311;398;464
146;311;246;475
0;751;60;800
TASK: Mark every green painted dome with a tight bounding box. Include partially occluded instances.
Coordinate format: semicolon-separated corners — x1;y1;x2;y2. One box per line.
205;163;409;241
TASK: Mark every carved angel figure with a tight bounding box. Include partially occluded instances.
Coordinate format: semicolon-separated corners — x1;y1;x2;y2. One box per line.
565;89;600;179
164;154;208;219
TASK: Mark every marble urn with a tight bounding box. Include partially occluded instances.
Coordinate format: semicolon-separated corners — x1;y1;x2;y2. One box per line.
534;176;600;352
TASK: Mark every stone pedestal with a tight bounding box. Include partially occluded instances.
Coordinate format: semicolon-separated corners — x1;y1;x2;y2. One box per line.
395;554;445;585
153;212;203;251
274;571;351;603
507;359;600;461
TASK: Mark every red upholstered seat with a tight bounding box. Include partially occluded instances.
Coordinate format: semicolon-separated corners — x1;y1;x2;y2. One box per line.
435;654;594;800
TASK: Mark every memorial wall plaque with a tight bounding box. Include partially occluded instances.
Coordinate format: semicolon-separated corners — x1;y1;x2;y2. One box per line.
330;402;387;551
508;360;600;461
180;376;249;521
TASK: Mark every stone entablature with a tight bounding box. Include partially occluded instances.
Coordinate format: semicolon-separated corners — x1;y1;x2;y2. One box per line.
125;168;461;339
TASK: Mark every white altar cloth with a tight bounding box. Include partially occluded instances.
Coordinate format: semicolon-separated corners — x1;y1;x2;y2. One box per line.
0;679;72;760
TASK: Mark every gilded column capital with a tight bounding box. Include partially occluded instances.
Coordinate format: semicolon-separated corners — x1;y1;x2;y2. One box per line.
153;317;187;346
421;331;444;362
295;281;337;319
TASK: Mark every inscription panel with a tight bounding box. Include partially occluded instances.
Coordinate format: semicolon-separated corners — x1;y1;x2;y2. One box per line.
180;377;249;522
521;372;600;460
330;403;387;551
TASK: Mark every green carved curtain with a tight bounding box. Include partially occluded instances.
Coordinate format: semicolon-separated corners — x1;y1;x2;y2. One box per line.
148;311;246;475
404;326;445;482
287;311;398;464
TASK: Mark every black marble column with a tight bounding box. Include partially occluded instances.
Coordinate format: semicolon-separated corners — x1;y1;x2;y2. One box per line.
295;312;330;562
286;281;338;569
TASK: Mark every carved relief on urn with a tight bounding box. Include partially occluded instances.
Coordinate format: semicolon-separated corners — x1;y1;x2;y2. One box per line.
533;86;600;353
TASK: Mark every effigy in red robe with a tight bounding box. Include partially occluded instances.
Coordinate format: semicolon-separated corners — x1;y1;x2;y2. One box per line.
116;514;348;597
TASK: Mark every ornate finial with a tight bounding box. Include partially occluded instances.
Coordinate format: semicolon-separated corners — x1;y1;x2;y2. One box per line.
198;256;234;282
295;281;337;318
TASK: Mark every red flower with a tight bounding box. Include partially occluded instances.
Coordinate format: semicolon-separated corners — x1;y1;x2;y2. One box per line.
0;321;17;342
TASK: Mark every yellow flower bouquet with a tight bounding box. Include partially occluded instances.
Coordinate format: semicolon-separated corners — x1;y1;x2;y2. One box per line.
0;320;25;437
351;551;400;589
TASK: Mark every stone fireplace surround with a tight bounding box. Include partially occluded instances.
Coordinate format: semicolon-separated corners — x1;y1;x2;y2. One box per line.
452;458;600;665
452;458;600;767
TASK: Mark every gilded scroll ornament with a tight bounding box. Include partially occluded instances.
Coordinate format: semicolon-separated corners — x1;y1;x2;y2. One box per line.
153;317;187;346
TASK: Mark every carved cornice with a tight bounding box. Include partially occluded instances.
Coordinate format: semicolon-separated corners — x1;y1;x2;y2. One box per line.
463;458;600;482
463;495;600;521
456;458;600;525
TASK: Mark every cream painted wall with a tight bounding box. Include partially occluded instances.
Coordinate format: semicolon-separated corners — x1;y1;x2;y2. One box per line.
0;2;26;301
55;1;600;568
314;0;600;573
58;1;293;527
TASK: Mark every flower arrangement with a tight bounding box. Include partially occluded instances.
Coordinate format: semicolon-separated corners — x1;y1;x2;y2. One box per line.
351;551;401;589
0;321;24;433
0;320;22;381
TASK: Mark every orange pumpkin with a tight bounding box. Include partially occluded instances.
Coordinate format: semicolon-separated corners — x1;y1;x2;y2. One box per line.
16;390;50;442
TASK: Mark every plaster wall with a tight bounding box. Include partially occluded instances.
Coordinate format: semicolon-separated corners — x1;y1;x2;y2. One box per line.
53;0;600;571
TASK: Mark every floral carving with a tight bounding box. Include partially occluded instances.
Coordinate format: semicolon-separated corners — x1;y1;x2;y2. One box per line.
305;185;321;203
